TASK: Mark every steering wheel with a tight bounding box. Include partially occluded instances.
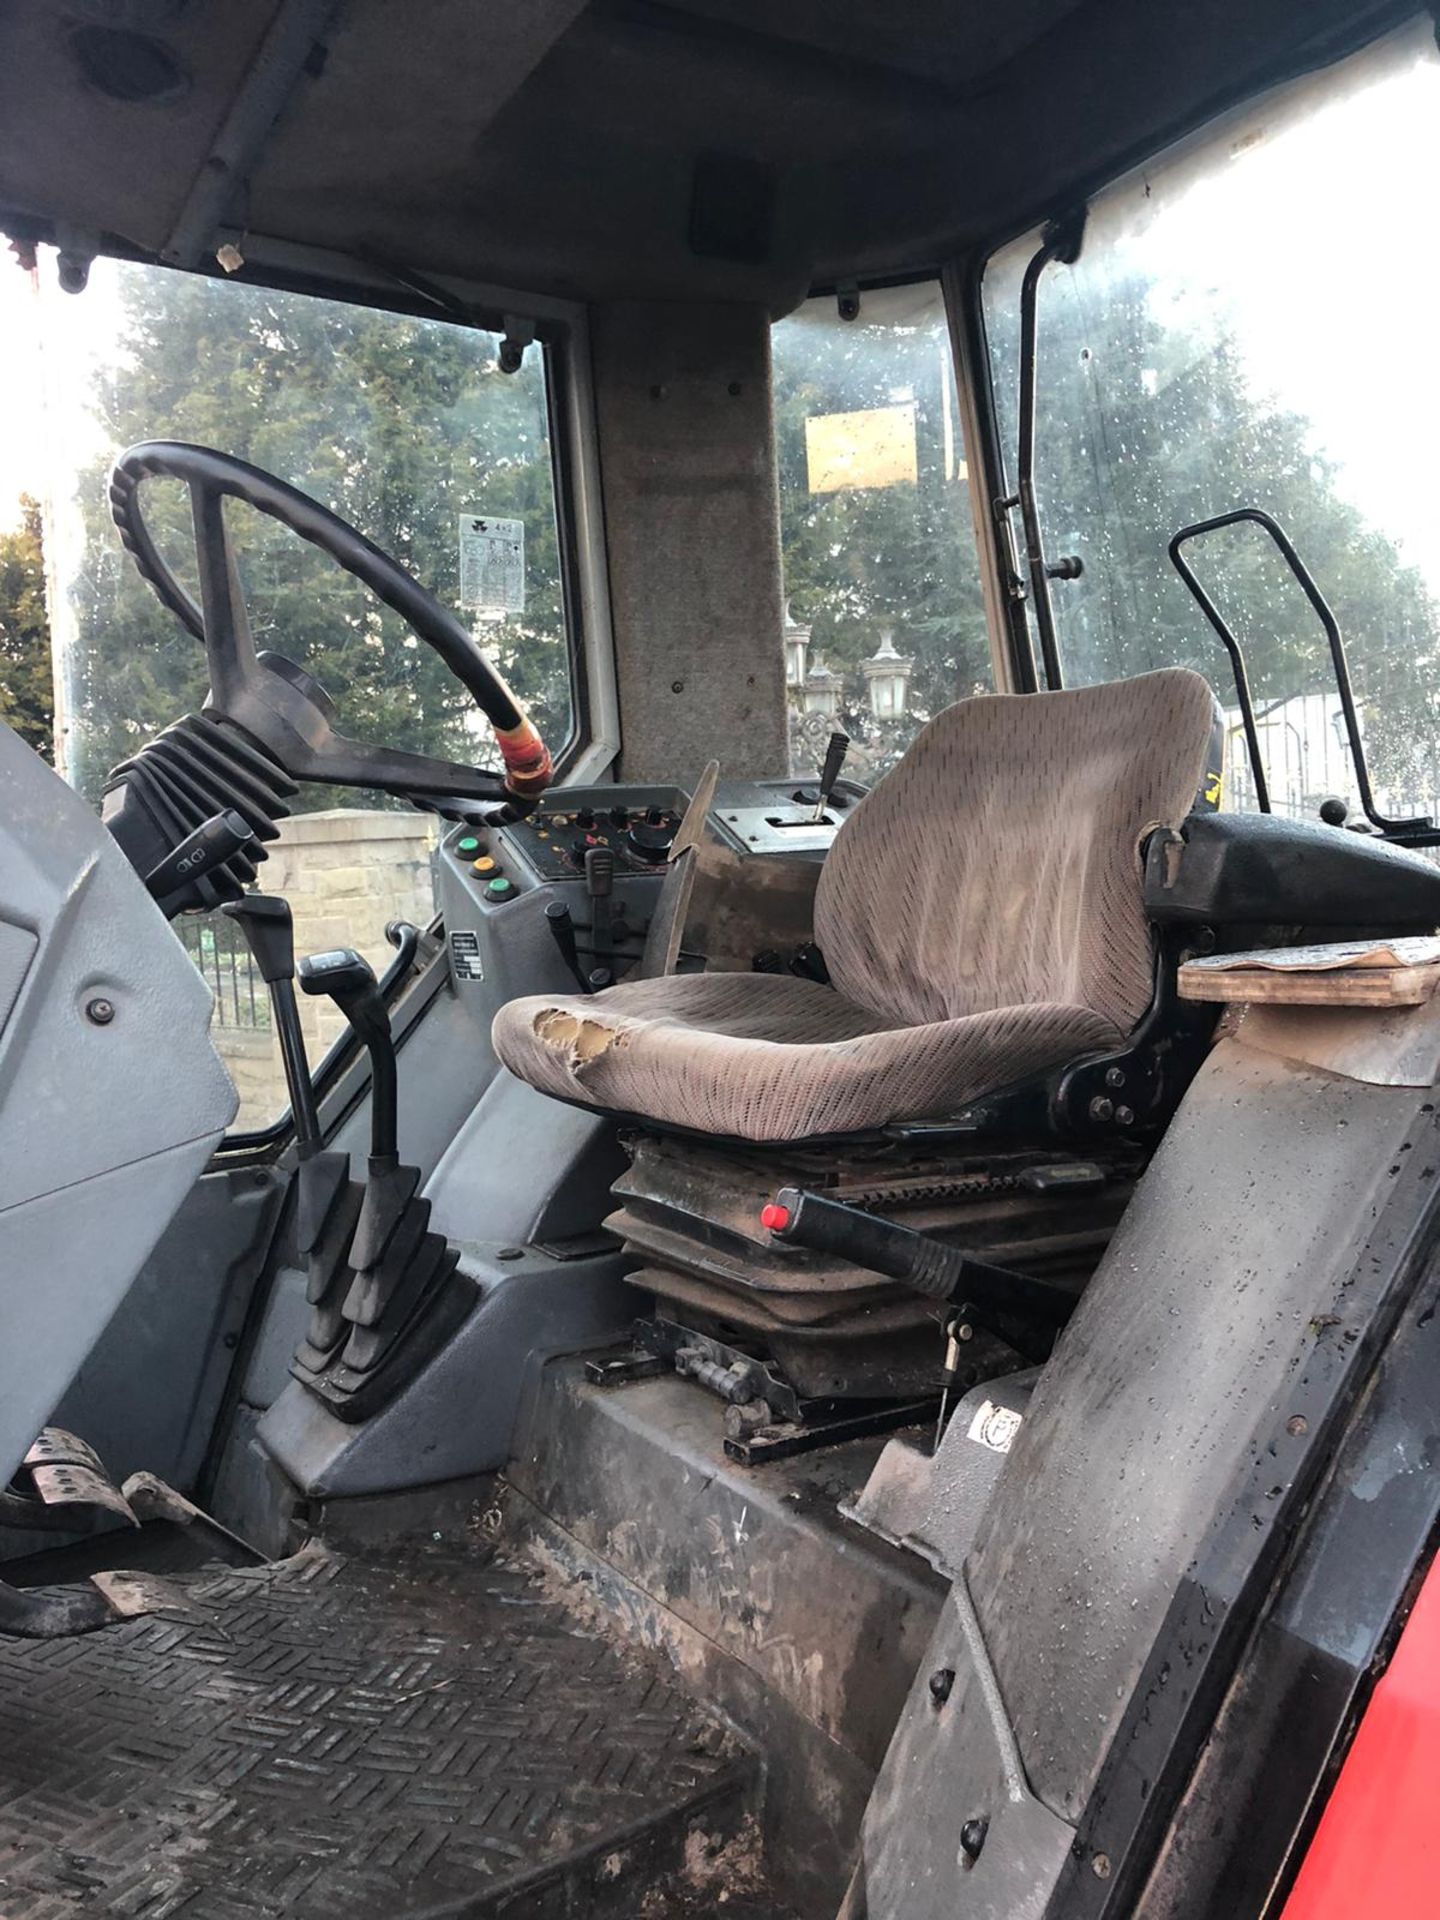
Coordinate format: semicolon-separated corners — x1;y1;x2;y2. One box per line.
108;441;552;810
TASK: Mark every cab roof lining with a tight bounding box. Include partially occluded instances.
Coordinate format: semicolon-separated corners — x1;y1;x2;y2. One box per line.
0;0;1416;310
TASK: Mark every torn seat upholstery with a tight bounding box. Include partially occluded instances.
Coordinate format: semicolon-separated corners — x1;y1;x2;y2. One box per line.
492;670;1219;1143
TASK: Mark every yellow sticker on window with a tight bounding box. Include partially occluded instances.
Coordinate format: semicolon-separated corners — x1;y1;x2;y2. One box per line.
804;403;918;494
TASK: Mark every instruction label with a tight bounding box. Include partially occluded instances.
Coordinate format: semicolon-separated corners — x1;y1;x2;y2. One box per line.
459;513;525;617
448;930;484;982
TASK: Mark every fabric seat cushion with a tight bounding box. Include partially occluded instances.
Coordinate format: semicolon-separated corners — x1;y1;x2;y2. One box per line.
491;668;1218;1142
491;971;1118;1142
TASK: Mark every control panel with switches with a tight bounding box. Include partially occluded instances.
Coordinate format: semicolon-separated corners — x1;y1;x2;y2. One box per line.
434;767;868;1013
501;794;688;882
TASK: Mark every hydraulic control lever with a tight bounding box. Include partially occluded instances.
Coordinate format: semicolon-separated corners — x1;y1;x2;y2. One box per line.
813;729;850;822
544;900;589;992
793;730;851;822
760;1186;1073;1364
222;895;319;1146
297;945;466;1417
298;947;396;1160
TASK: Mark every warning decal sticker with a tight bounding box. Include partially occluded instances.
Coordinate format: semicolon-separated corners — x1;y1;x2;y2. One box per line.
967;1399;1024;1455
459;514;525;617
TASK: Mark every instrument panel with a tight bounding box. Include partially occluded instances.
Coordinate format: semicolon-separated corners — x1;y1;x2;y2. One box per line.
434;773;869;1011
500;790;689;882
439;776;869;908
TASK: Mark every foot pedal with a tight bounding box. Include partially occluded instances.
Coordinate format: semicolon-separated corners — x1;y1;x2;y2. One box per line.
122;1470;263;1564
0;1428;138;1532
0;1466;262;1640
0;1567;192;1639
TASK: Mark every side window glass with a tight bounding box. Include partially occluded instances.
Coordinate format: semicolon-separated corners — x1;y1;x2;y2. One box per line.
26;255;575;1127
772;281;992;781
982;26;1440;830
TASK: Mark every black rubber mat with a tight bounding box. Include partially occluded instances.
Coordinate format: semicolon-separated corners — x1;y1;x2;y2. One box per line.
0;1543;758;1918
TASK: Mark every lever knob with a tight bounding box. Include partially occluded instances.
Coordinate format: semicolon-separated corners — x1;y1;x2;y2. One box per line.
298;947;379;1002
222;892;295;983
818;730;850;799
145;808;255;905
627;818;674;862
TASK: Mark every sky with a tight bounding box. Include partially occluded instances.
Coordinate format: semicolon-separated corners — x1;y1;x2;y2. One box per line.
3;22;1439;594
1123;33;1440;589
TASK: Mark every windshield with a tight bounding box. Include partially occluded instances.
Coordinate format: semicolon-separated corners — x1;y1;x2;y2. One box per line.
983;22;1440;826
8;254;578;1129
28;257;573;808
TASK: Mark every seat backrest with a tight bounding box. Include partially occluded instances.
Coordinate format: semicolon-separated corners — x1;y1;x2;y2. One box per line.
814;668;1219;1033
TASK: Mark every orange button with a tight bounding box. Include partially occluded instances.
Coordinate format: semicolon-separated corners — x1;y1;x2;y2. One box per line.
471;856;497;874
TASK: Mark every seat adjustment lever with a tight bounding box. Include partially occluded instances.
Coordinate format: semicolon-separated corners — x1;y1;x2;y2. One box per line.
761;1186;1074;1362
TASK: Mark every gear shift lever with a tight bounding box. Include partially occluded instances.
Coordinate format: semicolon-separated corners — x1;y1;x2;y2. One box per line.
224;908;364;1367
297;946;464;1401
812;730;850;823
222;895;319;1146
297;948;396;1161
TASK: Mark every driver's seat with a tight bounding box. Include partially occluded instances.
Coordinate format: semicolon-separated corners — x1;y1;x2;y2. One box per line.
493;669;1219;1143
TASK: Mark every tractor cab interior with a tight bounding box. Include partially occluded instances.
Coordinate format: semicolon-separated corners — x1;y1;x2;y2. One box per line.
6;5;1440;1918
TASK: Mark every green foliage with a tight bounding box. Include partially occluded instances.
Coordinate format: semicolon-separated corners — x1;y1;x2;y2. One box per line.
0;496;54;760
65;268;571;805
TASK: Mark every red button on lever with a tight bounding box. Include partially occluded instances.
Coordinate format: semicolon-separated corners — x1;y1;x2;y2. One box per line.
760;1203;791;1232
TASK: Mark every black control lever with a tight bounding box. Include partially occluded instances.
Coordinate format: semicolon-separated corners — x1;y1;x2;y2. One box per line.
544;899;589;991
761;1186;1073;1363
222;895;320;1146
585;846;616;989
812;730;850;822
222;907;360;1366
297;944;466;1417
298;948;396;1160
145;808;255;909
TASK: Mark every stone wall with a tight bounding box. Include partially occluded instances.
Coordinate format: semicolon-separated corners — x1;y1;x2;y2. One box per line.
208;808;438;1129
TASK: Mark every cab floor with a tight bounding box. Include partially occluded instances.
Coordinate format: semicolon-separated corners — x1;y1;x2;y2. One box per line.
0;1540;785;1919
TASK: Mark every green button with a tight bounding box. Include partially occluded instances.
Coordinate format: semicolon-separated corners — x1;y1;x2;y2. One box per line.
456;834;480;856
485;876;518;902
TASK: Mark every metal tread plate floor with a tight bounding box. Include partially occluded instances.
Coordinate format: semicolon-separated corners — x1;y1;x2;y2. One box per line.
0;1541;759;1918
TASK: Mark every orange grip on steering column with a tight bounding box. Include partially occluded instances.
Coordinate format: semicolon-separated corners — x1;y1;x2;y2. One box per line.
496;715;553;797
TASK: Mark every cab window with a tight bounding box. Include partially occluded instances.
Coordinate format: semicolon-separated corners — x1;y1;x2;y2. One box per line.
982;25;1440;826
772;280;991;780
